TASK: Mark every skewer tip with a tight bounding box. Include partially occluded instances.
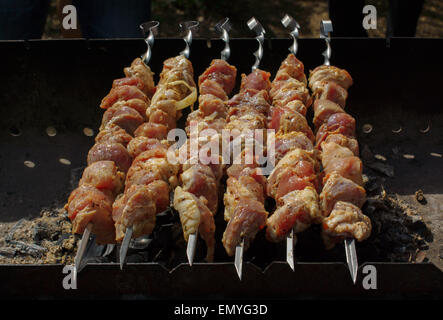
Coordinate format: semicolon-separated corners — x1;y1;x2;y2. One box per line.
187;233;197;266
234;239;244;281
286;229;296;271
344;238;358;284
74;222;93;273
119;226;133;270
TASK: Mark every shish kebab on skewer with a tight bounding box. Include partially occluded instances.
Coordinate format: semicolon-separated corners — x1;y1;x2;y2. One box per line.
265;15;322;271
114;21;199;268
65;22;159;272
221;17;273;280
173;18;237;264
308;21;371;283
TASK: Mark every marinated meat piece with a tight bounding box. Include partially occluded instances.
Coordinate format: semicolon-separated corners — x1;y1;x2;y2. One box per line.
149;109;176;129
111;99;149;119
268;107;315;142
319;172;366;217
179;140;225;183
100;85;149;109
271;78;312;107
309;65;353;93
316;113;356;147
272;167;318;203
317;82;348;108
180;164;218;214
112;77;146;95
101;104;144;135
79;160;125;196
222;198;268;256
274;54;307;84
134;122;168;140
240;69;271;92
267;149;318;201
225;147;263;180
224;174;266;222
322;201;372;249
228;88;271;112
323;156;363;186
198;59;237;95
278;99;307;117
273;131;314;163
186;112;226;135
65;185;116;244
149;56;196;114
199;79;228;100
313;99;345;130
146;180;170;214
198;94;228;118
125;150;179;190
87;142;132;172
124;57;156;97
127;136;164;158
266;187;321;242
225;110;267;132
320;141;355;169
112;184;157;241
173;187;215;261
323;133;359;156
95;123;132;147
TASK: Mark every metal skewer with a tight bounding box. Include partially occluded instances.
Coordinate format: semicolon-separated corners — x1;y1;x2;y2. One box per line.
179;21;199;59
282;14;301;271
119;21;159;270
215;17;232;61
233;17;266;281
185;18;229;266
320;20;358;284
74;222;92;275
140;21;159;66
179;20;199;266
320;20;332;66
247;17;265;71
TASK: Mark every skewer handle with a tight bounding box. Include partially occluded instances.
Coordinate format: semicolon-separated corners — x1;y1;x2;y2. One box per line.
247;17;266;71
320;20;333;66
215;17;232;61
140;21;159;65
281;14;300;56
180;21;199;59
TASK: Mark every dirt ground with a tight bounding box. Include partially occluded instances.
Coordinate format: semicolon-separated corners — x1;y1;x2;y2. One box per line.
42;0;443;39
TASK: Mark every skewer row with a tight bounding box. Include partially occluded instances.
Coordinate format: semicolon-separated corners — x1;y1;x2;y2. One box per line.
64;17;372;284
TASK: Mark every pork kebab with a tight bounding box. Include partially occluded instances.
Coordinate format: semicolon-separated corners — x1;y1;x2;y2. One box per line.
221;20;274;281
263;16;321;270
308;20;372;283
65;57;155;266
265;52;323;263
114;22;199;267
173;19;237;264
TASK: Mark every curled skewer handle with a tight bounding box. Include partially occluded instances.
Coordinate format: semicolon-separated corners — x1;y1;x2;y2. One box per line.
140;21;159;65
180;21;199;59
320;20;333;66
281;14;300;56
247;17;266;71
215;17;232;61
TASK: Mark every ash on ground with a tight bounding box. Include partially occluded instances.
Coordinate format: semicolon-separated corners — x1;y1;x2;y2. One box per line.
358;192;432;263
0;208;77;264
